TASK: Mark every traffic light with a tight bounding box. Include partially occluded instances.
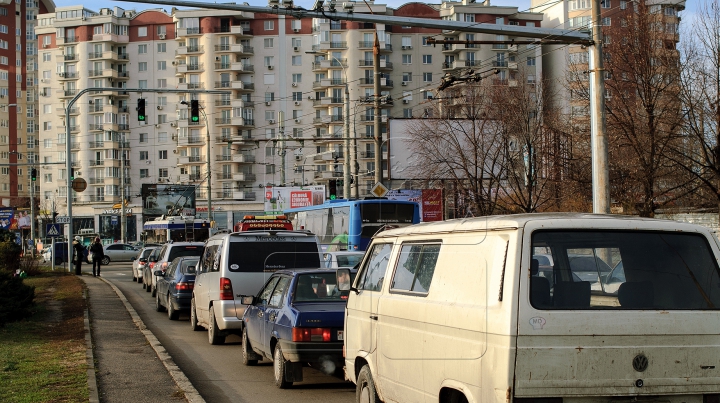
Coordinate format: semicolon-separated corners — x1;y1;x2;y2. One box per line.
190;100;200;122
70;167;75;180
31;168;37;181
137;98;146;121
328;179;337;200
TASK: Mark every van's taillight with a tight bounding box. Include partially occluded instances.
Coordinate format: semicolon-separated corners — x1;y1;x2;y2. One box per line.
514;398;562;403
175;282;193;291
292;327;331;342
704;394;720;403
219;277;234;300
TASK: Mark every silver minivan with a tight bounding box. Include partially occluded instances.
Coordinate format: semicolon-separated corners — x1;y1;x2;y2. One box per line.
191;230;323;345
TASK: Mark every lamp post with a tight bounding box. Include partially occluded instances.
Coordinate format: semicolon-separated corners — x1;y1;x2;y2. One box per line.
180;100;212;222
307;51;351;199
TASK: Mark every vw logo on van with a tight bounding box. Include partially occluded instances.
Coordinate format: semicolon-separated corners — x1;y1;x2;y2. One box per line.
632;354;649;372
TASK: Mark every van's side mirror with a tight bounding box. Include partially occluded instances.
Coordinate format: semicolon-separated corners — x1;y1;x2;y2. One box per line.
337;268;351;291
153;270;164;277
149;257;157;263
240;295;255;305
139;258;147;263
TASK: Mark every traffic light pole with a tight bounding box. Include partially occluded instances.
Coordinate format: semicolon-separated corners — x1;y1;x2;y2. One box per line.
63;88;228;272
30;173;35;257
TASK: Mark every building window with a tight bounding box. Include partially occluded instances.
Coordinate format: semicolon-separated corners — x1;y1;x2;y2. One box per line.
139;133;147;143
402;54;412;65
158;150;167;160
157;43;166;53
138;44;147;54
138;26;147;37
291;55;302;66
139;151;148;160
138;62;147;72
157;61;166;70
264;20;274;30
292;73;302;83
140;169;149;178
422;55;432;64
423;72;432;82
158;168;168;178
157;25;167;35
527;56;536;66
264;38;273;48
139;80;147;89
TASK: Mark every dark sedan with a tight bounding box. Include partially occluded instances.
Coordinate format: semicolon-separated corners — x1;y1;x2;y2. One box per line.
154;257;198;320
241;268;356;388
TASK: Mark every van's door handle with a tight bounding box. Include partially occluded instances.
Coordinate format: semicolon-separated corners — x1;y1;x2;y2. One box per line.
369;315;378;320
258;312;264;318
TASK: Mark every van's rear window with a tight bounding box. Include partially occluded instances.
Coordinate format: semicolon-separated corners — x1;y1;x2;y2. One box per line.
168;246;205;262
228;241;320;272
530;230;720;310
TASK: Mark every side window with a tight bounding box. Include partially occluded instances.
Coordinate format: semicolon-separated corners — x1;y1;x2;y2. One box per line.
212;245;222;272
357;243;393;291
157;246;168;260
200;245;217;273
391;243;440;294
258;277;281;305
166;262;177;278
125;245;135;251
268;277;291;307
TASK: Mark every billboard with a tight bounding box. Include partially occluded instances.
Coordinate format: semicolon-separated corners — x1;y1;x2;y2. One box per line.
141;184;196;216
0;207;14;230
385;189;444;222
264;186;326;212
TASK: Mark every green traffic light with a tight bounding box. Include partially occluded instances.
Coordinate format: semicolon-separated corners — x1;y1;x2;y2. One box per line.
138;115;145;121
330;195;336;200
191;116;199;122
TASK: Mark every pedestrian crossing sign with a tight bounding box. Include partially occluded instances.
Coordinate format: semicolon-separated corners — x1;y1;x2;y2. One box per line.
46;223;61;237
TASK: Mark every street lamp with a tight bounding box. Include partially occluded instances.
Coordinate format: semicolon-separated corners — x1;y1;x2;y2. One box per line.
306;51;352;199
180;100;212;222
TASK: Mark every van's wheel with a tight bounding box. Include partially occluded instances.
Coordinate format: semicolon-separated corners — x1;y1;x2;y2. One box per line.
167;294;179;320
242;327;258;366
145;281;151;292
357;365;380;403
132;272;137;282
190;298;201;331
273;345;292;389
208;307;225;345
155;292;165;312
151;283;157;297
101;256;110;265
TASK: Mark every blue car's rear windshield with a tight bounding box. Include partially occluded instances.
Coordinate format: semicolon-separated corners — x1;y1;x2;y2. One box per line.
293;272;357;302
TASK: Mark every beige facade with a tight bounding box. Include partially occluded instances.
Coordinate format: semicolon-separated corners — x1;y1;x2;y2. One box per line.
35;1;543;236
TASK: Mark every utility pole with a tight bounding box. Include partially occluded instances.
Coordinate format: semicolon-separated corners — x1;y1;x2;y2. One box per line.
278;111;286;187
120;134;126;243
373;31;383;186
30;172;35;256
590;0;609;214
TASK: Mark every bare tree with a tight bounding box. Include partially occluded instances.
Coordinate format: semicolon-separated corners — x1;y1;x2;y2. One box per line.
669;1;720;215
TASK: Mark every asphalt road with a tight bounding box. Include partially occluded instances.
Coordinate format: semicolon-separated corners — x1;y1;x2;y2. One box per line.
99;262;356;403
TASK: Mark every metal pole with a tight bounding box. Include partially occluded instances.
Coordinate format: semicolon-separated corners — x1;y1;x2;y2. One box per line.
590;0;609;213
279;111;285;187
65;97;72;272
373;32;383;186
51;199;55;271
343;68;351;199
30;174;35;257
120;135;126;243
200;107;212;222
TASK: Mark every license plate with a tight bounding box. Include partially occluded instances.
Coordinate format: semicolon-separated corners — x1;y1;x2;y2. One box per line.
337;330;344;341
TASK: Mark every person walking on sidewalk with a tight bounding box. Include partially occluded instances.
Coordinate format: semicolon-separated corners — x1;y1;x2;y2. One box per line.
72;236;85;276
90;237;104;277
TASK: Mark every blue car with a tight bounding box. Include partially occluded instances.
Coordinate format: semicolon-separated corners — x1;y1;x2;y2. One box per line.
241;268;356;388
154;257;198;320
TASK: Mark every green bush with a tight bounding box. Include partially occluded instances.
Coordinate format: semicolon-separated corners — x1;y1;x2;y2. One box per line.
0;269;35;327
0;228;22;273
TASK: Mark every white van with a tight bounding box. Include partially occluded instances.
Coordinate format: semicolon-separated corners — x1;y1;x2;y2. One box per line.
191;230;323;344
341;213;720;403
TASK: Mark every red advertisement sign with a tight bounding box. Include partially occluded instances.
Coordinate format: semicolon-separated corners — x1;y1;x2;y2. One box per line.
290;191;312;208
421;189;443;221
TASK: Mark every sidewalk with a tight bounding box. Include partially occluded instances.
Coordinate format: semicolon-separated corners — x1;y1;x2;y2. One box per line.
82;275;205;403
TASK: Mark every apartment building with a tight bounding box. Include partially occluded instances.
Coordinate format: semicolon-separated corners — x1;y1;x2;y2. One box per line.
35;1;542;239
0;0;54;214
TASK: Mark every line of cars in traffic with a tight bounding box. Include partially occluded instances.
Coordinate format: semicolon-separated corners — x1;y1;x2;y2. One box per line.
127;231;364;389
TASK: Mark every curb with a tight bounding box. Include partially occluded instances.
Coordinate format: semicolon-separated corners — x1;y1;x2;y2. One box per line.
96;277;206;403
82;288;100;403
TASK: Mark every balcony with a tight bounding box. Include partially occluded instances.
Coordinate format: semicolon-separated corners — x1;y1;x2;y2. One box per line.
88;123;104;131
88;177;104;185
177;136;205;146
177;82;204;90
175;45;204;56
232;172;256;181
178;156;204;165
230;62;254;72
492;60;508;68
312;59;348;70
57;71;78;80
56;107;79;115
232;154;255;163
359;77;393;88
230;130;253;143
232;191;256;200
176;27;203;37
217;172;234;180
176;63;204;73
89;141;105;149
359;150;375;158
215;155;233;162
179;173;203;182
358;60;393;69
91;33;129;43
492;44;508;50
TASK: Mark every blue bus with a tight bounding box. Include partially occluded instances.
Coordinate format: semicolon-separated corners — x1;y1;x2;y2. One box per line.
284;199;420;251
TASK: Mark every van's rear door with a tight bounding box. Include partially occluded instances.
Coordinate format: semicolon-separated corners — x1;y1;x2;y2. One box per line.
514;221;720;399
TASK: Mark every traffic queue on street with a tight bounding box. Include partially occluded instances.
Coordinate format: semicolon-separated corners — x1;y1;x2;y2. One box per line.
123;209;720;403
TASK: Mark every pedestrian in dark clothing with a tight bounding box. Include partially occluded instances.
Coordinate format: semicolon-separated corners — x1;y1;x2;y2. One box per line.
90;236;104;277
72;236;85;275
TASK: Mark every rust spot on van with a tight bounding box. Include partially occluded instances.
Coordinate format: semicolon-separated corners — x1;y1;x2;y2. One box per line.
576;347;584;353
506;387;512;403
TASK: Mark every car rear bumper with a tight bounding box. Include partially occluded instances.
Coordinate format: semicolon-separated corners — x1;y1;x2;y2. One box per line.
169;294;191;311
215;301;244;331
278;340;344;363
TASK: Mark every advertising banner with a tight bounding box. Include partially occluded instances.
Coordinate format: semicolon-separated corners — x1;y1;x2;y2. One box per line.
142;184;196;216
264;186;326;212
0;207;13;230
421;189;444;221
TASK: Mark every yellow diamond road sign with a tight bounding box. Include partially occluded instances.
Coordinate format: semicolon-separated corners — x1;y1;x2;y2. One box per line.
370;182;388;198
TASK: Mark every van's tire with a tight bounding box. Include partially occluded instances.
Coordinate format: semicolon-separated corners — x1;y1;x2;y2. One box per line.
190;299;202;331
357;365;380;403
448;391;469;403
151;283;157;297
242;328;258;366
155;292;165;312
208;307;226;345
167;295;179;320
273;345;292;389
145;282;151;292
101;256;110;265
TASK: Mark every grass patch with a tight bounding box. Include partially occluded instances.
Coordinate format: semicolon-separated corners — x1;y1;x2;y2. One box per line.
0;271;88;403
